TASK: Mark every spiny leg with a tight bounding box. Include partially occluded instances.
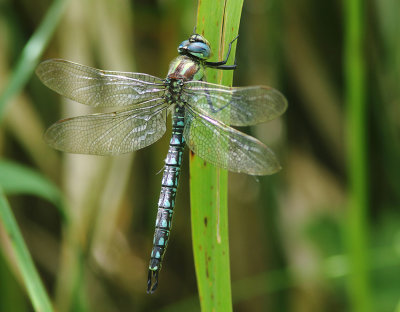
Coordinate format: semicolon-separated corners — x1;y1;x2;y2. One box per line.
205;35;239;69
202;88;231;114
200;35;239;114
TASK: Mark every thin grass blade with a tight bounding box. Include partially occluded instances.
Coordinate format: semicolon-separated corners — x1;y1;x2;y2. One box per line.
344;0;371;310
0;0;70;121
0;159;67;222
0;188;54;312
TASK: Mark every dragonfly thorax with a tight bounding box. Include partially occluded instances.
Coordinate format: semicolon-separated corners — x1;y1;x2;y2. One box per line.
164;78;184;105
167;56;205;82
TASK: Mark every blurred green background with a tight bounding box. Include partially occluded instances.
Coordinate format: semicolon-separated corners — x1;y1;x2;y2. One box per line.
0;0;400;311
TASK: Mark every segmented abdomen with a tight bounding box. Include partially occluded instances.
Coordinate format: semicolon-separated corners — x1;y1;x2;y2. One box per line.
148;105;185;274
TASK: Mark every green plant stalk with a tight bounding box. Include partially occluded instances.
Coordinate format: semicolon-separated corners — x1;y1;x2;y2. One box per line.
0;188;53;312
0;251;29;311
190;1;243;311
344;0;371;311
0;159;68;223
0;0;69;121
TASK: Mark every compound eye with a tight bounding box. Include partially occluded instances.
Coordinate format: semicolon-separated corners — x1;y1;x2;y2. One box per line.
178;40;190;50
186;42;211;59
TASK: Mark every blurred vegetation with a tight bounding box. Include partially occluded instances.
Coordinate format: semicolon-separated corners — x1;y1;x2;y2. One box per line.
0;0;399;311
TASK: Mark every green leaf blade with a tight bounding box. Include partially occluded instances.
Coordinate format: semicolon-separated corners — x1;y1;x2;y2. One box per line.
0;159;67;222
190;1;244;311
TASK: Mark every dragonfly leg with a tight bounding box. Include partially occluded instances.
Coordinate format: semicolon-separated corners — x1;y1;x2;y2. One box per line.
211;63;237;70
205;35;239;68
147;269;159;294
203;88;230;113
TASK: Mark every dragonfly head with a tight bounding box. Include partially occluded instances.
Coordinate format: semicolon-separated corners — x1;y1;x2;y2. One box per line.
178;34;211;60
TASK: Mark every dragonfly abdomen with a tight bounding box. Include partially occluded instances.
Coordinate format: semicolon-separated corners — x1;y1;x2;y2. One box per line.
147;105;185;293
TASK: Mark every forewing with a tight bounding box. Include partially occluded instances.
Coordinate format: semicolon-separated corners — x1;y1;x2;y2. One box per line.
183;108;281;175
45;101;167;155
183;81;287;126
36;59;166;107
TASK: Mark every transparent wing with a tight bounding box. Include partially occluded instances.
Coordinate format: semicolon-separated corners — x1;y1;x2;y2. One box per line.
36;59;166;107
183;107;281;175
45;100;168;155
183;81;287;126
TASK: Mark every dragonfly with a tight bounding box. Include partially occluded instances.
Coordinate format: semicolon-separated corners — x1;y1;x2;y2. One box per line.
36;33;287;293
